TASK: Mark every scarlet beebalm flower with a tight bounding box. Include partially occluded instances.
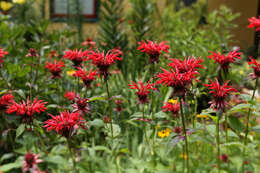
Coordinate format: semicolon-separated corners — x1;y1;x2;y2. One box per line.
26;48;38;57
72;96;90;115
137;40;170;63
49;50;58;58
45;60;65;78
43;111;86;137
162;101;180;117
88;49;122;80
0;93;14;111
208;49;241;69
73;67;97;88
157;68;197;97
63;49;89;67
168;57;204;73
64;91;76;101
0;48;8;66
129;79;156;104
219;154;229;163
248;57;260;79
7;97;47;124
23;151;43;173
204;79;237;110
248;16;260;31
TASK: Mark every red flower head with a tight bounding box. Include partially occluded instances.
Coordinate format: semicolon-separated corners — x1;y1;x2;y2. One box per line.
173;126;182;134
45;60;65;78
26;48;38;57
111;47;124;57
73;67;97;88
82;38;96;48
129;78;156;104
49;50;58;59
156;67;197;97
114;99;124;113
64;91;76;102
0;93;14;111
219;154;229;163
63;49;89;67
43;111;86;138
72;96;90;115
248;57;260;79
204;79;237;111
137;40;170;64
162;101;180;117
208;49;241;70
23;151;43;173
88;49;122;81
7;97;47;124
168;57;204;73
0;48;8;66
248;16;260;31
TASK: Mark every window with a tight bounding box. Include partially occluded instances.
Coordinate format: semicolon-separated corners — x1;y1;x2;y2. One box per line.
50;0;98;22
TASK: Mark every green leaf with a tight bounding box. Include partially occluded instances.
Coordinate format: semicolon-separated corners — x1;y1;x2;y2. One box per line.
15;89;26;99
16;124;25;139
0;153;14;163
229;103;250;113
89;119;104;128
0;161;21;172
45;155;68;165
154;111;167;119
88;96;106;102
228;116;244;132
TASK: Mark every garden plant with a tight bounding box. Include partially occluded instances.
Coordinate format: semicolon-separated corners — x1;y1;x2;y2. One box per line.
0;0;260;173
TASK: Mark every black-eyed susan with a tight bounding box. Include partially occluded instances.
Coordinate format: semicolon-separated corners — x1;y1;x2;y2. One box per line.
158;128;171;138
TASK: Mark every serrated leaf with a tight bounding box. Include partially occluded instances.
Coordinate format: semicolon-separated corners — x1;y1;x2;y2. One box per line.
16;124;25;139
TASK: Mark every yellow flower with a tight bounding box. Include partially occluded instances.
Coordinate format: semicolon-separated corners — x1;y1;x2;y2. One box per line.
239;70;244;75
13;0;25;4
180;153;187;160
0;1;13;11
158;128;171;138
168;99;177;104
67;69;75;76
196;114;209;120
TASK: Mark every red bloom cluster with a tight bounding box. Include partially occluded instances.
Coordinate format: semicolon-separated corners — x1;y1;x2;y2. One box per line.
64;91;76;101
162;101;180;117
73;67;97;88
45;60;65;78
168;57;204;73
23;151;43;173
219;154;229;163
138;40;170;63
88;50;122;80
129;79;156;104
63;49;89;67
0;48;8;66
7;97;47;124
208;49;241;70
0;93;14;111
26;48;38;57
157;68;197;97
72;96;90;115
248;16;260;31
248;57;260;79
43;111;86;138
204;79;237;110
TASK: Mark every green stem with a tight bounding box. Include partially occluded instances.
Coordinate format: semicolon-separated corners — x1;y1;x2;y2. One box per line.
242;78;258;172
105;79;113;139
142;105;149;145
30;56;33;100
0;69;11;91
34;127;48;154
179;97;190;173
67;138;77;173
216;112;221;173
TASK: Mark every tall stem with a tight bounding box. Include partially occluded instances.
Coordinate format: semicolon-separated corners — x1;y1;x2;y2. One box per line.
105;79;113;139
216;113;221;173
30;56;33;100
179;97;190;173
67;138;77;173
242;78;258;172
142;105;149;144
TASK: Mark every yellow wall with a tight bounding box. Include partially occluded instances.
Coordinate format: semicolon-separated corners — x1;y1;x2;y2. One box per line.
208;0;258;49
